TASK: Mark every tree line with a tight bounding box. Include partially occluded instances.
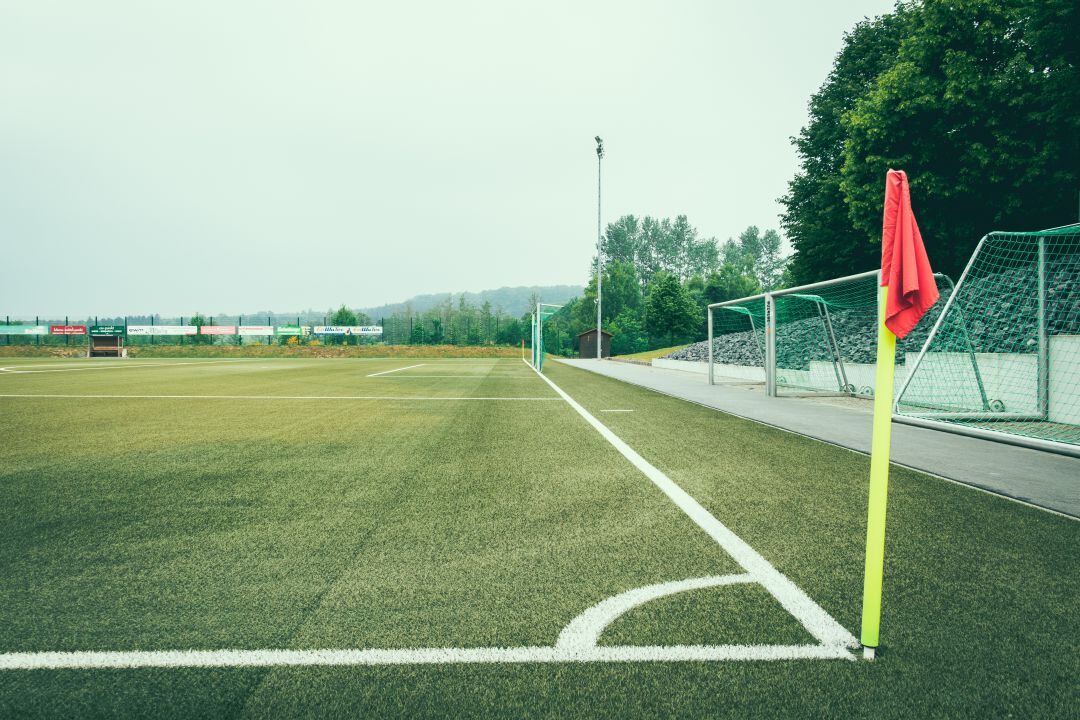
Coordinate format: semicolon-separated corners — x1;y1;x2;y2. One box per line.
540;217;787;356
781;0;1078;283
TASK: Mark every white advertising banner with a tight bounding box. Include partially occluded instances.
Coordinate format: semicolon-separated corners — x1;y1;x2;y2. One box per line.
127;325;197;336
313;326;383;336
237;325;275;336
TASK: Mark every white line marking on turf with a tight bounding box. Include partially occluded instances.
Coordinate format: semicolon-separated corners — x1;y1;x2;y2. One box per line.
366;364;426;377
525;359;857;652
0;394;560;401
371;375;535;379
557;575;753;651
599;409;635;413
0;359;259;374
0;643;851;670
0;363;857;671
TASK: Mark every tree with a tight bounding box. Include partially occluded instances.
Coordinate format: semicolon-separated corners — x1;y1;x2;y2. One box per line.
740;226;787;291
780;11;906;284
189;312;211;345
609;309;648;355
575;261;642;330
599;214;721;286
704;266;760;305
645;271;699;346
330;304;358;345
782;0;1079;282
840;0;1080;278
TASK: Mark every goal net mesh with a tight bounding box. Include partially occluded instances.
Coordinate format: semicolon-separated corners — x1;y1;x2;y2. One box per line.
771;273;952;397
895;226;1080;448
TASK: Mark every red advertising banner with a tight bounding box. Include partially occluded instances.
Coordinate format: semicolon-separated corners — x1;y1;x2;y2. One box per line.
200;325;237;335
50;325;88;335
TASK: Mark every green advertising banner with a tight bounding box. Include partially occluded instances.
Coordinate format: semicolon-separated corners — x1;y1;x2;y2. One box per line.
89;325;126;336
275;325;304;336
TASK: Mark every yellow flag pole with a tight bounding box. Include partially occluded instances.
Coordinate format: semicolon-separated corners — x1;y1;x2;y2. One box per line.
861;284;896;660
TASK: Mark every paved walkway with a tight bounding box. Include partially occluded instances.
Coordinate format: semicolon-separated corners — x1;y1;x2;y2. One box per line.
558;359;1079;518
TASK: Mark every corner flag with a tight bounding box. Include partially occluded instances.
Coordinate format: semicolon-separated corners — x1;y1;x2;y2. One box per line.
880;170;940;339
860;169;938;659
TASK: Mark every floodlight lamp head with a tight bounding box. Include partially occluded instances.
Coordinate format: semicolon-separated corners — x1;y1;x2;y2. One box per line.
595;136;604;158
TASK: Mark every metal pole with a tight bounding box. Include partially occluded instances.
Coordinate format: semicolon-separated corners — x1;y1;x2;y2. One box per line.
894;414;1080;459
765;294;776;396
818;302;850;392
595;136;604;360
1037;235;1049;419
707;306;714;385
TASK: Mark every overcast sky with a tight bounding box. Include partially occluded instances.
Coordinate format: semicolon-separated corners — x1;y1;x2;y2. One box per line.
1;1;895;318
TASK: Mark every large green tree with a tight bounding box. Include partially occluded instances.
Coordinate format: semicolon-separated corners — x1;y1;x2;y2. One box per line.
782;0;1079;282
645;271;699;346
781;10;909;283
575;261;643;330
600;214;720;284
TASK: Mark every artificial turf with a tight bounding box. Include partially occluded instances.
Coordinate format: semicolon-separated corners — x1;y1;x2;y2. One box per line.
0;356;1075;718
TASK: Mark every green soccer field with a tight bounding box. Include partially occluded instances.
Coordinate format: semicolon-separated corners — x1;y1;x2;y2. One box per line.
0;356;1075;718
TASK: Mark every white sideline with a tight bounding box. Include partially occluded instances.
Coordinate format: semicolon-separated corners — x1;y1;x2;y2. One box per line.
372;375;535;380
0;643;850;670
366;364;426;377
526;360;857;651
0;394;561;402
0;360;259;374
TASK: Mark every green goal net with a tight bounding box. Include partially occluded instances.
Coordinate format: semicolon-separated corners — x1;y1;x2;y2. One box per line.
770;272;953;397
708;296;768;384
895;225;1080;451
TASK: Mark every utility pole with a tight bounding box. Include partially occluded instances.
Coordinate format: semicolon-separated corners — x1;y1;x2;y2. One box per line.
595;136;604;359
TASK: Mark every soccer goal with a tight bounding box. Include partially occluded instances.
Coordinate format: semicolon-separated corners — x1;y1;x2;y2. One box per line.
531;303;563;372
708;272;955;398
706;294;768;385
894;225;1080;455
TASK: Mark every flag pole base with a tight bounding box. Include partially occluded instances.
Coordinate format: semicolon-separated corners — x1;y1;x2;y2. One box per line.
862;646;876;661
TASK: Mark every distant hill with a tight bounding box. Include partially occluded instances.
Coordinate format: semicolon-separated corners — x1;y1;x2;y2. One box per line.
359;285;582;320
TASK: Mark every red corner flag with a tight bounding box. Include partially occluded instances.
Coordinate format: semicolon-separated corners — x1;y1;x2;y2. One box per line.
880;170;939;339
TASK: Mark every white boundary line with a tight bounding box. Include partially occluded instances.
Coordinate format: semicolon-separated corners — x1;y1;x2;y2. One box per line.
0;643;850;670
526;359;857;651
0;360;259;374
0;573;849;670
560;360;1080;521
0;361;855;670
367;364;426;377
0;394;561;402
372;375;535;380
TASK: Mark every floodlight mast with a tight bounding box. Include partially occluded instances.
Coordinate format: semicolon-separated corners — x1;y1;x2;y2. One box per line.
595;136;604;360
